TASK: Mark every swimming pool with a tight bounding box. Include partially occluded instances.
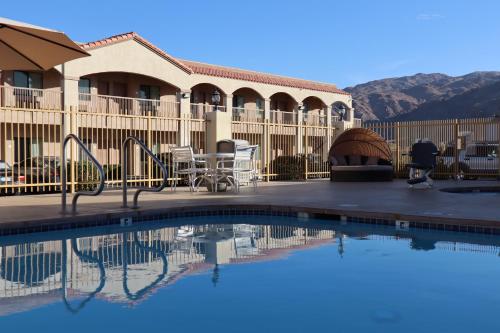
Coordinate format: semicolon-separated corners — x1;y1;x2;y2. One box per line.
0;215;499;332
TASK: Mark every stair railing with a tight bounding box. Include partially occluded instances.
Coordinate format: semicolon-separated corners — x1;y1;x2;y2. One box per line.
121;136;168;208
61;134;105;214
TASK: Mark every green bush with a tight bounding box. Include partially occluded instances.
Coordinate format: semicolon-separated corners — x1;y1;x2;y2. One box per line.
67;161;102;191
269;155;306;180
269;154;329;180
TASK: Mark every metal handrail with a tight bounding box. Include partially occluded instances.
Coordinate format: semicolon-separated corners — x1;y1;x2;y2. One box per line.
61;239;106;314
61;134;105;214
122;232;168;301
121;136;168;208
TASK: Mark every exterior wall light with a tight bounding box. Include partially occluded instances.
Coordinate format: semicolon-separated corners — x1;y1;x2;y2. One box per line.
212;89;221;110
338;105;347;121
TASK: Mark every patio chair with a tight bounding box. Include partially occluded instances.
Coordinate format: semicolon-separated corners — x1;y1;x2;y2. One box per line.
170;146;210;192
406;140;439;188
216;145;258;193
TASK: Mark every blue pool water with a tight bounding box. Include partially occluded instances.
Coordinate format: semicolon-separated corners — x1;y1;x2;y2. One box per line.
0;215;499;332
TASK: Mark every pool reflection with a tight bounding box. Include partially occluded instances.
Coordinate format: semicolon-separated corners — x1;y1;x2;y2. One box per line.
0;219;499;317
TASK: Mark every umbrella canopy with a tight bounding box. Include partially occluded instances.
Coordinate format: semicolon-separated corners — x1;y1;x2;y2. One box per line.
0;17;89;71
329;128;393;161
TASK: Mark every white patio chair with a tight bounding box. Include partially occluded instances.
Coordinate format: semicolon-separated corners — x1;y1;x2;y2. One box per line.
216;145;258;193
170;146;210;192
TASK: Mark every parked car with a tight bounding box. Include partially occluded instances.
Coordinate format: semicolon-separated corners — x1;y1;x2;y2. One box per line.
0;160;25;194
14;156;63;186
439;142;499;179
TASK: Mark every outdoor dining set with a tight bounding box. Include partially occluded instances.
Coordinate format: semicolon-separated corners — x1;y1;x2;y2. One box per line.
170;140;259;193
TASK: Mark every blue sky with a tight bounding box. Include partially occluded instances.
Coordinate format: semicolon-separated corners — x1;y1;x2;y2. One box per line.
3;0;500;87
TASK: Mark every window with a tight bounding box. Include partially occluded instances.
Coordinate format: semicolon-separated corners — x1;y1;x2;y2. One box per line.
256;98;264;110
465;145;498;157
139;85;160;100
303;103;309;113
78;79;91;101
13;71;42;89
139;85;161;114
233;95;244;109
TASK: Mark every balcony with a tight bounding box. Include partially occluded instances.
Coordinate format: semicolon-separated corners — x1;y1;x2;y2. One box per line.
303;114;327;126
232;107;264;122
270;110;297;124
190;103;226;119
0;85;62;110
78;93;180;117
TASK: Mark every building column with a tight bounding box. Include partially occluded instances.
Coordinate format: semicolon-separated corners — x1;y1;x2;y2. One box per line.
178;90;191;147
296;103;304;155
62;75;79;137
350;107;358;127
223;94;233;114
262;99;271;181
206;111;232;153
264;98;271;121
325;105;333;162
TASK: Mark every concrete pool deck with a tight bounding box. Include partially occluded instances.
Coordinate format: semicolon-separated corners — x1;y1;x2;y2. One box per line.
0;179;499;231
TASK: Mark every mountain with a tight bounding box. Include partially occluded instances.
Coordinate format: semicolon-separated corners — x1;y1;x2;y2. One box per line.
345;72;500;121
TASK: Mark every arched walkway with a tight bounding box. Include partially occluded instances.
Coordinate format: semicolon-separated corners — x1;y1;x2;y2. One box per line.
190;83;227;117
232;87;265;120
303;96;327;125
332;101;351;121
270;92;298;124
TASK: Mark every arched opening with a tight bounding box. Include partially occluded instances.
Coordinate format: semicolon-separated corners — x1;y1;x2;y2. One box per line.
76;72;180;180
332;101;351;121
78;71;180;116
302;96;327;125
269;92;298;124
190;83;226;118
232;87;265;121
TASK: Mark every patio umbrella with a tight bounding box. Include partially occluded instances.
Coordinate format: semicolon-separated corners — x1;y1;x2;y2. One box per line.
0;17;89;71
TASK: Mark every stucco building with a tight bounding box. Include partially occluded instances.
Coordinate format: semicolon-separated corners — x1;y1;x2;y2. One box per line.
0;31;355;190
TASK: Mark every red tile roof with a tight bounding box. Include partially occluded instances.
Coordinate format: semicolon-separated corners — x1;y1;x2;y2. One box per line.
80;32;193;74
80;32;348;95
182;60;348;95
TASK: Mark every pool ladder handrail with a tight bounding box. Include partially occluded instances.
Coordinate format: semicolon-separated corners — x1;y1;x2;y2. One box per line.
122;136;168;209
122;232;168;301
61;238;106;314
61;134;105;214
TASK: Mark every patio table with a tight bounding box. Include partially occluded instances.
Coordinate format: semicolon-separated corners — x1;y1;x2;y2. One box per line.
193;153;235;192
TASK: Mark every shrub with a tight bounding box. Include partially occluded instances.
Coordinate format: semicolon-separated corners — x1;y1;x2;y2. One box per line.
67;161;102;191
269;155;306;180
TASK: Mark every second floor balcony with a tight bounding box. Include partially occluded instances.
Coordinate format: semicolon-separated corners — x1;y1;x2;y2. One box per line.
78;93;180;118
232;107;264;122
0;85;62;110
1;85;361;126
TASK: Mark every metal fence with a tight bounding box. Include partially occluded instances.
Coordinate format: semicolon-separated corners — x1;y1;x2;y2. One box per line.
364;118;500;179
3;91;499;196
0;96;200;194
232;119;336;181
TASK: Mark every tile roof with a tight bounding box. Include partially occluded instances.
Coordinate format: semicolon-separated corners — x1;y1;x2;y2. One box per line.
79;32;193;74
181;60;349;95
80;33;348;95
